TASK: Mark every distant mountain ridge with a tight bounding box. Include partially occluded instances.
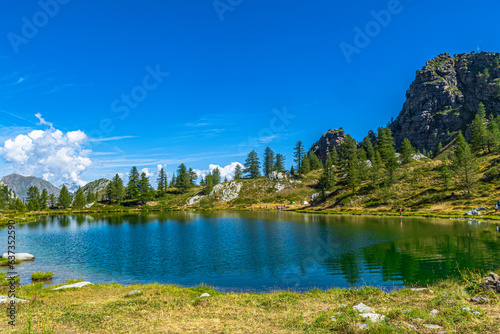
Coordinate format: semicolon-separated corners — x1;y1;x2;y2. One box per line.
81;178;110;198
0;174;60;201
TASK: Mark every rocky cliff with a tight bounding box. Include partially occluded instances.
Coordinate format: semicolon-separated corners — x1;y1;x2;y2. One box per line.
390;51;500;151
81;178;110;197
311;128;346;161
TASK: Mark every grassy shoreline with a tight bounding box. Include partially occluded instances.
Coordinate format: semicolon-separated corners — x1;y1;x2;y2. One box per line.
0;273;498;333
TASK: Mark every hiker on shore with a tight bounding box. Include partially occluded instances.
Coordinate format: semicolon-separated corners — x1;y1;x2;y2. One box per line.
496;203;498;212
399;208;402;217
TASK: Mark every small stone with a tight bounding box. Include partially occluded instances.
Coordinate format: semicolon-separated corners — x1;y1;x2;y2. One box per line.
0;296;28;303
471;296;490;303
360;313;386;322
353;302;373;313
430;309;440;316
424;324;443;329
127;290;141;296
414;318;424;322
355;323;368;329
331;316;337;322
461;307;480;316
489;272;500;282
410;287;427;291
340;304;347;308
200;293;210;298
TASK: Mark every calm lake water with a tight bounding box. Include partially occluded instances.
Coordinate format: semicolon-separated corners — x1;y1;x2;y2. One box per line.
1;212;499;292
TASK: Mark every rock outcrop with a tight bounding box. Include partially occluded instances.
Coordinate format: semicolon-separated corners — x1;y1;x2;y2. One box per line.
210;181;242;202
2;253;35;261
311;128;346;162
390;52;500;151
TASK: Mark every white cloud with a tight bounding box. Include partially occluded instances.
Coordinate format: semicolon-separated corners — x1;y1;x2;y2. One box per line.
35;112;54;129
0;114;92;187
140;168;154;178
193;162;244;182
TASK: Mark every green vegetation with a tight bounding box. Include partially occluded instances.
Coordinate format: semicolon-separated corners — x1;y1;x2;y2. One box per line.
0;272;20;286
0;257;21;266
0;271;498;333
31;272;53;281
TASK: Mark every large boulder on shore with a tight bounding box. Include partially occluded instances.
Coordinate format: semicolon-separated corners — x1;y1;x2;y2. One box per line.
2;253;34;261
210;181;242;202
53;282;93;290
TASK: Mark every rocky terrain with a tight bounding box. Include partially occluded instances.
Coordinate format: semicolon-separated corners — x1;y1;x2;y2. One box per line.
1;174;60;201
390;51;500;151
311;52;500;155
81;178;110;198
0;181;16;200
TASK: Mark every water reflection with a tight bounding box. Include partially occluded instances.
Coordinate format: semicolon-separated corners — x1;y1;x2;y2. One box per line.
1;213;499;292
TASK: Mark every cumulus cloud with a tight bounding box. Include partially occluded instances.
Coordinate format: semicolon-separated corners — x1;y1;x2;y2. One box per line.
140;168;154;178
193;162;244;182
0;115;92;187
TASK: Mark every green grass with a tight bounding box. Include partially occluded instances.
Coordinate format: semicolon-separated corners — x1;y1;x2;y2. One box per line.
0;257;21;266
31;272;54;281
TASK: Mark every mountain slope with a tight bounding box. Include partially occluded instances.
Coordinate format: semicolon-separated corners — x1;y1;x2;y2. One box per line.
0;174;60;201
81;178;110;199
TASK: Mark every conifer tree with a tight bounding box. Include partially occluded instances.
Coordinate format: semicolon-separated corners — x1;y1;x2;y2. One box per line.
290;165;295;175
176;164;190;193
49;194;57;207
470;102;488;153
212;167;221;185
73;187;86;207
318;153;335;195
263;147;275;176
204;174;214;195
58;185;72;208
244;150;261;178
340;135;360;194
274;154;285;173
15;198;26;212
361;137;375;161
440;153;452;189
234;164;243;180
300;156;311;175
376;127;397;184
330;147;339;166
308;150;322;170
126;166;140;199
357;148;369;180
453;131;477;194
371;150;384;187
26;186;40;211
138;172;153;199
399;138;415;164
189;168;198;186
39;188;48;210
170;173;176;188
486;114;500;153
437;142;443;154
293;141;305;173
157;167;167;195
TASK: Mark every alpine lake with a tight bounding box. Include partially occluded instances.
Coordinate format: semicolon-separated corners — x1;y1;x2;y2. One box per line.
2;211;499;292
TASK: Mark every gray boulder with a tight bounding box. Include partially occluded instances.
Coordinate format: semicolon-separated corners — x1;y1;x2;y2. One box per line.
53;281;93;290
2;253;34;261
210;181;242;202
188;195;205;206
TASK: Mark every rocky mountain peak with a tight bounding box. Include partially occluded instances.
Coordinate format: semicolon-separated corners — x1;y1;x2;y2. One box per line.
390;51;500;151
311;128;346;161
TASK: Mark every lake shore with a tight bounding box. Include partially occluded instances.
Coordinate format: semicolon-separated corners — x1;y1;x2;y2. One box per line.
0;273;498;333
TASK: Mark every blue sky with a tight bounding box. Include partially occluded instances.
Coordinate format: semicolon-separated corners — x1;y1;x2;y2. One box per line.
0;0;499;186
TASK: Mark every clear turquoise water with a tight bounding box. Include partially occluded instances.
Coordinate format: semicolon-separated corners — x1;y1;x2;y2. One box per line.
1;212;499;292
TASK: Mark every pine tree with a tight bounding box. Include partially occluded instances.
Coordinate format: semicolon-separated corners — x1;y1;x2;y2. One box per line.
293;141;305;173
290;165;295;175
244;150;261;178
300;156;311;174
26;186;40;211
39;188;48;209
189;168;197;186
376;127;397;184
486;114;500;153
58;185;72;209
371;150;384;187
138;172;153;199
49;194;57;207
340;135;360;194
440;153;452;189
318;153;335;195
263;147;275;176
357;148;369;180
15;198;26;212
86;190;95;203
157;168;167;195
399;138;415;164
176;164;190;193
361;137;375;161
73;187;86;207
274;154;285;172
204;174;214;195
308;150;322;170
126;166;140;199
470;102;488;153
331;147;339;166
234;164;243;180
212;167;221;185
437;142;443;154
453;131;477;194
170;173;176;188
